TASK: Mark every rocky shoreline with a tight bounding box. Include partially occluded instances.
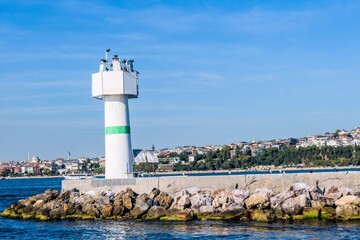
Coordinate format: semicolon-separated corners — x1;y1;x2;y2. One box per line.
1;182;360;222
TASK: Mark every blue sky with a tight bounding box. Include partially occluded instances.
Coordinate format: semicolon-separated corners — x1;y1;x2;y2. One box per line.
0;0;359;161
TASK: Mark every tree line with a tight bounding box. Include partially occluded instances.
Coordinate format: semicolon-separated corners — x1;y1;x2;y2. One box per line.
163;145;360;172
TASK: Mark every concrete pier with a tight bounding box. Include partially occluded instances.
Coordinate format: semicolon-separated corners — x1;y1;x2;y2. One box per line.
62;171;360;194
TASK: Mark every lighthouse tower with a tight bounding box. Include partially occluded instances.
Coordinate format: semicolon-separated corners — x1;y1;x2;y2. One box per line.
91;50;139;179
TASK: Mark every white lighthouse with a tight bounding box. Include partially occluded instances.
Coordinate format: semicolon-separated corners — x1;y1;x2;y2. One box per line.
91;50;139;179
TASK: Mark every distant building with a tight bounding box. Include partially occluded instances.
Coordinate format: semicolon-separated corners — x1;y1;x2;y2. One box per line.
21;165;34;174
289;138;298;146
169;157;180;165
30;156;40;163
64;161;80;172
134;150;159;164
230;149;238;158
99;157;106;167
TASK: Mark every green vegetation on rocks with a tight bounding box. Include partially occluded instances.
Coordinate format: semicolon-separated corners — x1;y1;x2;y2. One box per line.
302;207;319;219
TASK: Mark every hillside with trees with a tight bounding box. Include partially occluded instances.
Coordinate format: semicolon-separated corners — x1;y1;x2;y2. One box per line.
161;145;360;172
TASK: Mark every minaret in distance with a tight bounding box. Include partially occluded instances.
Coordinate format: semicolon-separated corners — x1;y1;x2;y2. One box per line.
92;49;139;178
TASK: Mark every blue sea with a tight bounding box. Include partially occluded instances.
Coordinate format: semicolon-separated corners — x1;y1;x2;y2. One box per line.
0;177;360;239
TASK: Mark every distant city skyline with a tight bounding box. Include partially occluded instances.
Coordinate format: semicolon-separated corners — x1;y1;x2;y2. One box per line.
1;0;359;161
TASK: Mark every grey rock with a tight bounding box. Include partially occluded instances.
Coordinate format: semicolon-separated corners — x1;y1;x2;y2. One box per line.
147;206;167;219
244;188;272;209
199;205;214;214
130;202;150;218
270;191;294;209
190;193;212;209
281;194;310;215
336;204;360;218
154;192;173;209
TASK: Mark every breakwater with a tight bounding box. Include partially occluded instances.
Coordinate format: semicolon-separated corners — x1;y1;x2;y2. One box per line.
1;180;360;222
62;171;360;194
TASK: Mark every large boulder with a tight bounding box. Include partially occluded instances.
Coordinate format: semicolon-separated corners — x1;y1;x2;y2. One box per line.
340;188;353;196
34;189;59;202
317;196;336;207
95;195;111;206
33;200;45;210
336;204;360;219
49;207;65;219
309;185;324;201
80;201;93;214
18;199;32;208
56;190;71;203
281;194;310;215
148;188;161;200
130;202;150;218
190;193;212;209
39;207;51;216
219;204;247;220
325;186;338;195
176;195;191;209
335;195;358;206
113;191;126;201
352;198;360;207
112;199;125;216
212;190;231;209
270;191;294;209
125;188;136;198
63;203;76;215
172;191;192;210
324;186;353;201
86;205;101;218
146;206;167;220
154;192;173;209
27;196;37;205
290;182;310;199
101;204;113;218
199;205;214;214
136;193;154;207
244;188;272;209
123;195;134;210
324;186;343;201
230;189;249;205
161;209;195;221
200;204;246;220
22;204;34;214
186;187;200;196
197;204;247;220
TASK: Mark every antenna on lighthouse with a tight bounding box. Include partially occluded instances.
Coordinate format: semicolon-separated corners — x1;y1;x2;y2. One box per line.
102;49;110;71
105;49;110;61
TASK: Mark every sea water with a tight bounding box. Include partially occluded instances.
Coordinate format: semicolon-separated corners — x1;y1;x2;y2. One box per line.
0;177;359;239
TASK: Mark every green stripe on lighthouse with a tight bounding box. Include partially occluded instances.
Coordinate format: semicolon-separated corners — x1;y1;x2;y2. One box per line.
105;126;131;135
